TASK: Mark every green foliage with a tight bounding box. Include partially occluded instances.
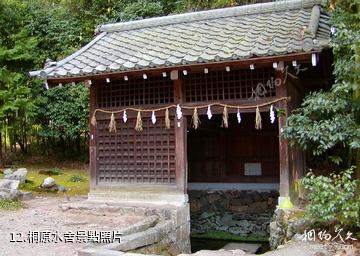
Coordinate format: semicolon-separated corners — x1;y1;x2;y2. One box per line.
0;199;24;210
0;0;92;160
173;0;255;12
119;0;164;21
301;167;360;228
37;84;88;141
330;0;359;86
68;174;86;183
26;0;87;60
282;90;359;156
0;3;39;154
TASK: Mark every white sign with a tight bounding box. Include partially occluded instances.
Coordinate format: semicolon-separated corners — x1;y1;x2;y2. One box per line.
244;163;262;176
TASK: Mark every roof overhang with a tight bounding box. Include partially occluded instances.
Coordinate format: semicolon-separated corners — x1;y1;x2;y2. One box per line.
42;51;322;86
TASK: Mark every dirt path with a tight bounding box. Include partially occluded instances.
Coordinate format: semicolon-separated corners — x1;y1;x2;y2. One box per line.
0;196;143;256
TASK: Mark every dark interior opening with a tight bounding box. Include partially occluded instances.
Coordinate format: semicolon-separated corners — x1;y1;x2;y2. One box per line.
187;113;278;253
187;113;279;183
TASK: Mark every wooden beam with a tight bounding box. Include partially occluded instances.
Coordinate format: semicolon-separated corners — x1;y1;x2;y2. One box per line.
275;68;290;199
46;51;319;85
88;82;97;189
174;78;187;193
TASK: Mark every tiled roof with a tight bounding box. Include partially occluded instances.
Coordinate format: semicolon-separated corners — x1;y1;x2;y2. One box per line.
30;0;330;80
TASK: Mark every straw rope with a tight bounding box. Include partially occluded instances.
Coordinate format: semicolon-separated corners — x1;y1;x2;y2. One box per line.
91;97;289;132
91;97;290;119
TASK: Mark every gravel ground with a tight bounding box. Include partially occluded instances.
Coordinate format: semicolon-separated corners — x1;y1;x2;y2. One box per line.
0;196;144;256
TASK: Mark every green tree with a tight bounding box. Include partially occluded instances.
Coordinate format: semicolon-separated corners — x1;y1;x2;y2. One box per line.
36;84;89;157
0;1;39;158
26;0;86;60
282;0;360;170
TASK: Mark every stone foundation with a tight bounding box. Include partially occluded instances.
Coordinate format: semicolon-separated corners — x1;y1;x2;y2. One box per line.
189;190;278;239
269;208;310;249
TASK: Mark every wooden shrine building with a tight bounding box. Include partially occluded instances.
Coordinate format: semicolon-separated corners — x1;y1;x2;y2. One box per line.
30;0;331;206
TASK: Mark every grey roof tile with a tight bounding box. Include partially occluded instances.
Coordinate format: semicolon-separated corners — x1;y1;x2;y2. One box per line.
95;65;107;72
109;63;120;70
30;0;330;80
69;67;80;75
123;61;136;69
83;66;93;73
183;55;198;63
63;63;75;70
56;69;67;76
167;56;182;65
137;59;150;67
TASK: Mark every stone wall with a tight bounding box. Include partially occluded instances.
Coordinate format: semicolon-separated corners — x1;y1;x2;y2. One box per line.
189;190;278;239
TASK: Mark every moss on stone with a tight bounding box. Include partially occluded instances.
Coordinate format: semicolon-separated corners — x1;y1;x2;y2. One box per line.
287;208;306;221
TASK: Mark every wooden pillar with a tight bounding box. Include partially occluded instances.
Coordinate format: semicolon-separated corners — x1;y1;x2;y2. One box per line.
275;64;290;201
173;75;187;193
88;82;97;189
287;76;306;201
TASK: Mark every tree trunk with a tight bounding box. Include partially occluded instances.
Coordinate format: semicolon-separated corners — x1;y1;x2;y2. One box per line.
76;135;81;152
22;117;27;154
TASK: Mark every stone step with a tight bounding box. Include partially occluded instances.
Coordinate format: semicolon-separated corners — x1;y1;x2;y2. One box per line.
88;185;188;206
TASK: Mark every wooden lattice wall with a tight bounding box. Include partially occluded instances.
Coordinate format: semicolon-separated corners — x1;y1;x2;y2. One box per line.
184;68;275;102
95;77;176;184
96;77;174;108
93;67;276;185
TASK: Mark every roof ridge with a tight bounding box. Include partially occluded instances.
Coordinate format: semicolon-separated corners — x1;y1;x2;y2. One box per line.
308;5;321;37
98;0;321;33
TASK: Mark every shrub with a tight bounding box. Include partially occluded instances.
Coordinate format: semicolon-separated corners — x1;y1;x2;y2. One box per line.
301;167;359;229
0;199;24;210
39;168;62;176
68;174;85;183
